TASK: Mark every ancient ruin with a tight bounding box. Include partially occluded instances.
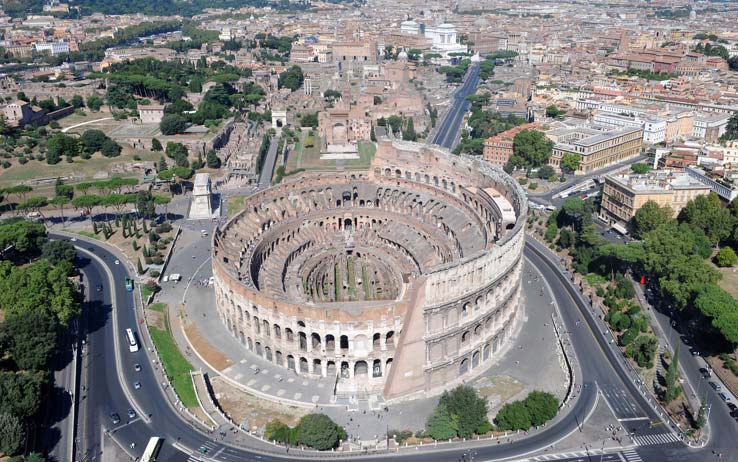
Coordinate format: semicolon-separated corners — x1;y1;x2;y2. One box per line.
212;140;527;400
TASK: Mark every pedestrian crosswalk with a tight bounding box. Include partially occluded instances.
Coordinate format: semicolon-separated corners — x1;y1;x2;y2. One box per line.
632;431;680;446
622;448;643;462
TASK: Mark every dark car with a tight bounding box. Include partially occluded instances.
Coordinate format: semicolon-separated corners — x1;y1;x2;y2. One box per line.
110;412;121;425
96;284;103;292
127;408;136;419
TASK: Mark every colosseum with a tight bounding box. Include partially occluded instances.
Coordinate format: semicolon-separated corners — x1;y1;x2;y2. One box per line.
212;139;527;401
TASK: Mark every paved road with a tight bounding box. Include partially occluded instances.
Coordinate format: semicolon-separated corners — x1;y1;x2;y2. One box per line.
529;155;647;207
429;62;481;150
258;137;279;188
54;229;721;462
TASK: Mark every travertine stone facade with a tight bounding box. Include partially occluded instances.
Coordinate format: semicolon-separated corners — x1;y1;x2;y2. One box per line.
212;140;527;400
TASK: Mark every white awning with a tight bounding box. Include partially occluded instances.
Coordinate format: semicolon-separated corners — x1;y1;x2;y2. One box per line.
611;222;629;235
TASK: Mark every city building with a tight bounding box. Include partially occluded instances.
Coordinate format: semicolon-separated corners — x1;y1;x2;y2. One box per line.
548;126;643;174
599;170;711;230
137;103;167;124
424;23;467;60
685;166;738;202
483;122;540;167
34;41;69;55
2;100;43;127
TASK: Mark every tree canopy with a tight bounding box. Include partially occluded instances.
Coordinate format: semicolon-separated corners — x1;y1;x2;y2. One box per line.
296;413;345;450
278;65;304;92
437;385;490;438
509;130;553;169
633;201;673;238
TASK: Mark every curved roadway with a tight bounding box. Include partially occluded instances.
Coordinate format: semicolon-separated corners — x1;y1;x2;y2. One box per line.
55;229;738;462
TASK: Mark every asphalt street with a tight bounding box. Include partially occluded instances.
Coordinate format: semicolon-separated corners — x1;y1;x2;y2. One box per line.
429;62;481;149
258;137;279;188
51;227;735;462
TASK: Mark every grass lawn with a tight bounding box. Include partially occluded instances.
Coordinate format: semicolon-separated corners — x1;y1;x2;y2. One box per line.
140;283;153;303
76;230;100;240
718;267;738;299
227;195;246;219
148;302;166;312
148;313;198;408
0;149;151;189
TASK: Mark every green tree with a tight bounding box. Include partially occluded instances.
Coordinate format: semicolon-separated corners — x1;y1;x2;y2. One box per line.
512;130;553;168
630;163;651;174
41;240;76;266
137;257;144;275
85;95;103;112
560;153;581;173
545;221;558;242
0;309;58;371
694;284;738;344
386;115;403;134
545;105;563;118
633;201;673;238
678;193;735;245
159;114;188;135
300;112;318;128
438;385;489;438
0;370;45;419
715;246;738;267
0;220;47;257
278;65;304;92
50;196;71;226
295;413;345;450
425;404;458;440
71;95;84;109
0;259;80;325
402;117;417;141
0;412;24;456
151;138;163;151
495;400;531;431
664;344;681;403
524;391;559;426
206;149;221;169
100;139;122;158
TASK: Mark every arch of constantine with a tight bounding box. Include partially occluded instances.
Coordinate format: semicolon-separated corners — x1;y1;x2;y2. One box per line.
212;139;527;400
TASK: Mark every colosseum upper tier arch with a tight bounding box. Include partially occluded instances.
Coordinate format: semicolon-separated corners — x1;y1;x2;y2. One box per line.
212;139;528;401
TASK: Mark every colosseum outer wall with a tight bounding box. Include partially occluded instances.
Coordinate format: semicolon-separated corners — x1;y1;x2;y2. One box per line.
213;139;528;401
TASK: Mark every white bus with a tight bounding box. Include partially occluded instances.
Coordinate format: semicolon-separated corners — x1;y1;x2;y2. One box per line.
126;328;139;352
140;437;163;462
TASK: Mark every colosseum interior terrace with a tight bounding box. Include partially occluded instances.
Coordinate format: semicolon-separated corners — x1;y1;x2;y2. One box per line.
212;139;528;401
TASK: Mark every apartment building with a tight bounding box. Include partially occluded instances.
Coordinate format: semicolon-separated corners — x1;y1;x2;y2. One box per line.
482;122;540;167
599;170;711;228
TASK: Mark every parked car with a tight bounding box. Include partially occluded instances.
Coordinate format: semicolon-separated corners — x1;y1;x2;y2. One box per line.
719;392;730;402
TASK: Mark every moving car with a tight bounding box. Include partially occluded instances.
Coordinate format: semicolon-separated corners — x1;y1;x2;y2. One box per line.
127;408;136;419
134;363;142;372
133;381;141;390
110;412;121;425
